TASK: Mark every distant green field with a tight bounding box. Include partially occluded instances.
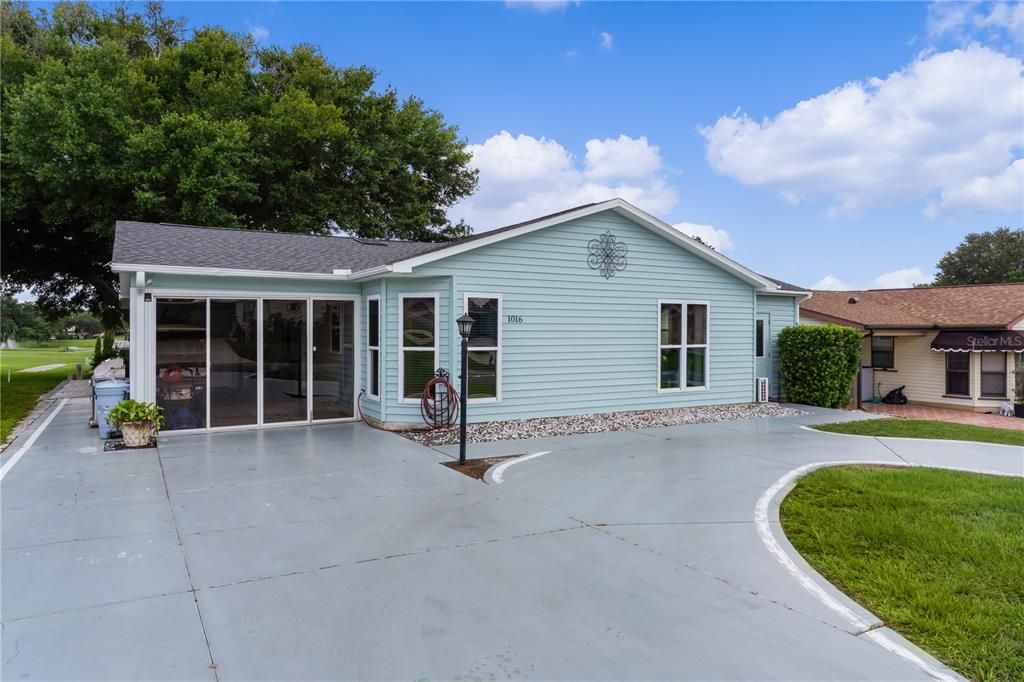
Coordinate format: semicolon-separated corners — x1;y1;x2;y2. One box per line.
0;341;93;442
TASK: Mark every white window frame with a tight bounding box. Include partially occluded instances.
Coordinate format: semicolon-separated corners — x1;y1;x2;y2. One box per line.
398;292;440;404
755;317;766;359
657;299;710;393
980;351;1007;398
365;295;381;401
464;293;502;404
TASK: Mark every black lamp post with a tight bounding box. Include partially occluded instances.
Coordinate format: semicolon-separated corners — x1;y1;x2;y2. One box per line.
456;313;475;464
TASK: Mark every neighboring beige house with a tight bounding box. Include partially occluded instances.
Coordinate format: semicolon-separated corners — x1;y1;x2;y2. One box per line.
801;283;1024;413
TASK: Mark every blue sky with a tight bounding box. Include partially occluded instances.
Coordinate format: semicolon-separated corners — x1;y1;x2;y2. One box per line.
122;2;1024;289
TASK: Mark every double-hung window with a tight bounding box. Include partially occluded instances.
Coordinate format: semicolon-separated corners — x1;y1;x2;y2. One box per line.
871;336;895;369
366;296;381;400
981;352;1007;397
945;353;970;397
400;294;438;400
465;295;501;401
659;301;709;391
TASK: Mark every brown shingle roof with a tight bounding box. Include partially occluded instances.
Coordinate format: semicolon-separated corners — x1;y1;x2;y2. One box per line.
802;283;1024;329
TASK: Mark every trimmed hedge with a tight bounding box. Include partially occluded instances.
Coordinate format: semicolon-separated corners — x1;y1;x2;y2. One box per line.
778;324;862;408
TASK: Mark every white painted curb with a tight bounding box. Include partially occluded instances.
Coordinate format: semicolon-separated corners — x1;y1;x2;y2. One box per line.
756;459;1022;682
0;398;69;482
484;450;551;485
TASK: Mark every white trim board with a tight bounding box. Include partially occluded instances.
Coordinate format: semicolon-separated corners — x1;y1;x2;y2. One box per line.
112;263;348;281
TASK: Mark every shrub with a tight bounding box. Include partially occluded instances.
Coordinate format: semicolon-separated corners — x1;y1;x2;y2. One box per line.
102;330;115;359
106;399;164;429
778;324;862;408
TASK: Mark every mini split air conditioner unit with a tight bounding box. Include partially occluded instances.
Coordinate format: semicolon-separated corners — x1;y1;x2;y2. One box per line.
755;377;769;403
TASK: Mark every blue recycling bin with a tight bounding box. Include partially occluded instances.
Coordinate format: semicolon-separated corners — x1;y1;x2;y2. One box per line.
94;379;130;439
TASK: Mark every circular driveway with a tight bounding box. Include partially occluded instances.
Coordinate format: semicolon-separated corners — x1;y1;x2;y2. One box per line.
4;400;1020;680
484;408;1022;681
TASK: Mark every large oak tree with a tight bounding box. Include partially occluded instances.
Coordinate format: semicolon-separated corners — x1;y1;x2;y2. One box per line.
933;227;1024;286
1;1;478;323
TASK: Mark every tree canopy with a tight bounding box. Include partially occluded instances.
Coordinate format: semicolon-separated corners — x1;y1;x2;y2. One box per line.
933;227;1024;286
1;294;102;342
1;1;478;323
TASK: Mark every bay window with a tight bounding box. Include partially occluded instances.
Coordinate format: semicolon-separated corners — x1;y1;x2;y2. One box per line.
659;301;709;391
400;294;438;401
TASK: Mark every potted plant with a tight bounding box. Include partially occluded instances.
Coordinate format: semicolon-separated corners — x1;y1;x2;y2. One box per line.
107;399;164;447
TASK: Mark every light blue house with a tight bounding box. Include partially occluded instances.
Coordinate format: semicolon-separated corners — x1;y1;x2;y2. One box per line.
111;199;807;432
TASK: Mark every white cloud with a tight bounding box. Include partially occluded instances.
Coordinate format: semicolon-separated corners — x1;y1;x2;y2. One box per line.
701;45;1024;218
249;25;270;43
870;267;930;289
564;48;578;58
672;222;735;252
505;1;574;12
450;131;678;229
811;267;931;291
927;158;1024;216
928;1;1024;43
584;135;662;180
600;31;614;49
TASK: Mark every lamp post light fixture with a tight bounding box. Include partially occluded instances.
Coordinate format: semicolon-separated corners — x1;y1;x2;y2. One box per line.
456;313;475;465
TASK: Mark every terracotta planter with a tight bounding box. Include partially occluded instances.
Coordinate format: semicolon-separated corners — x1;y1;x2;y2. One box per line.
120;421;155;448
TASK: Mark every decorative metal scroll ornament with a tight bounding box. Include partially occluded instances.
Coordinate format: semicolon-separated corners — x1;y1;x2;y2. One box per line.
587;231;628;279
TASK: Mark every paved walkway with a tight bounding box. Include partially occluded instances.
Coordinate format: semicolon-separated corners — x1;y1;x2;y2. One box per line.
863;401;1024;430
2;399;1021;680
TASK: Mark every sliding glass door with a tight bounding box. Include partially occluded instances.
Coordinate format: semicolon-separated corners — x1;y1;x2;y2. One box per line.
262;300;308;424
209;300;258;427
311;300;355;420
155;299;207;431
154;296;356;430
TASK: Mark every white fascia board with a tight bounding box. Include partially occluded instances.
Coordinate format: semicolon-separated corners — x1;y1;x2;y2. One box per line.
758;289;810;297
347;198;779;291
109;263;349;281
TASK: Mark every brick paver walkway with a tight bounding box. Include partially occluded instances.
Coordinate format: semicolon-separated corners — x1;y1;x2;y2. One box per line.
862;402;1024;431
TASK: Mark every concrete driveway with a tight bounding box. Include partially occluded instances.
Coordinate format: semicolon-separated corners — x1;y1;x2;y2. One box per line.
2;398;1021;680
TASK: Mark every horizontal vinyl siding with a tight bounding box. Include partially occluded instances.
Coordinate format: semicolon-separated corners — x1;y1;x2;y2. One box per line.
409;212;757;422
756;295;798;398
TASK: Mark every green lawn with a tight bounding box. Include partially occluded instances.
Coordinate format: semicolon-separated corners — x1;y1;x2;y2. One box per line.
782;466;1024;682
813;418;1024;446
0;341;93;442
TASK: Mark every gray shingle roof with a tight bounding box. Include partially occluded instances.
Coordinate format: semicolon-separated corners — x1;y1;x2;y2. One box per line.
112;221;447;274
112;210;805;294
760;275;809;292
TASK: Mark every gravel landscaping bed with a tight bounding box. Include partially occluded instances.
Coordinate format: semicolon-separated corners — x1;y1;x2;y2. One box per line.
401;402;804;447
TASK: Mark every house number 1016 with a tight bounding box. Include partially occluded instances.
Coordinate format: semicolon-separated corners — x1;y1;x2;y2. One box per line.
505;315;524;324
